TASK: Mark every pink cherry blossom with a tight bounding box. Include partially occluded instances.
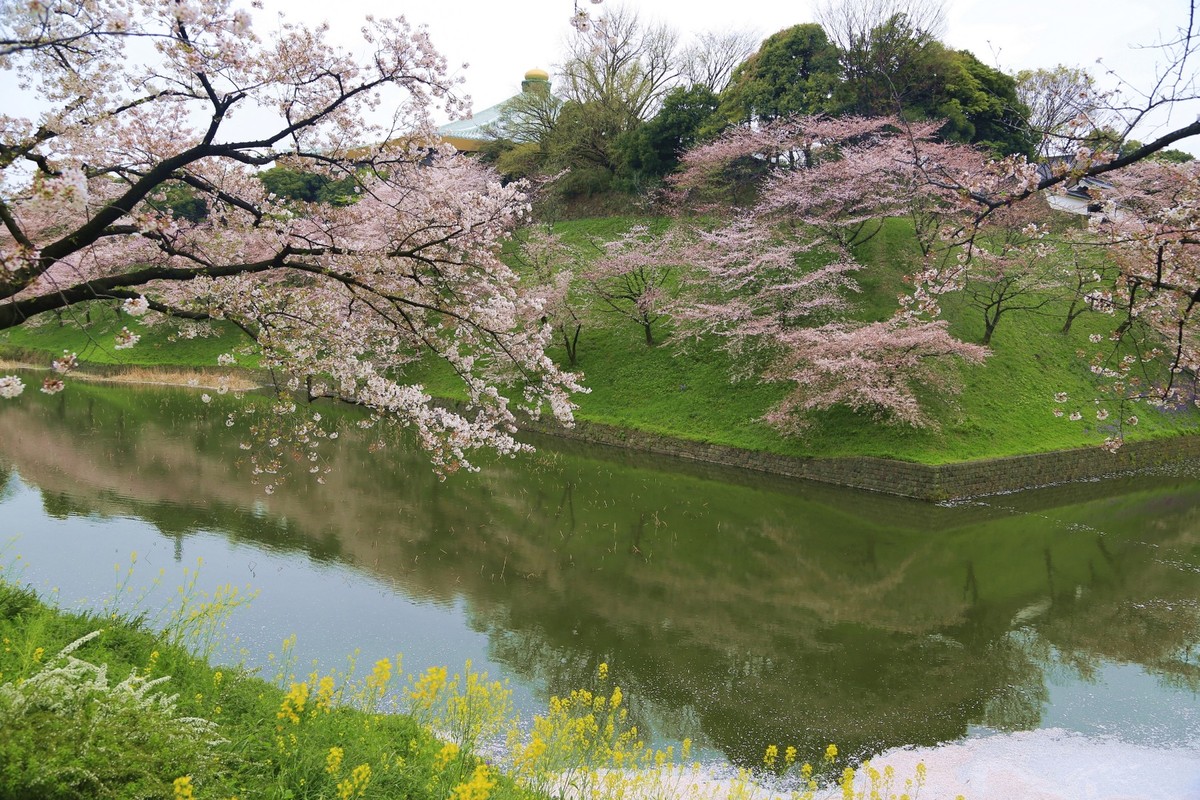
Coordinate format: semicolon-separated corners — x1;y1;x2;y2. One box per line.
0;0;584;479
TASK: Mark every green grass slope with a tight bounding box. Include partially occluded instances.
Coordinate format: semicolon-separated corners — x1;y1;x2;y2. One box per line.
3;216;1196;464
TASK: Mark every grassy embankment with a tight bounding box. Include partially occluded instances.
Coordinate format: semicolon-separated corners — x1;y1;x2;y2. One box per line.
2;216;1196;464
0;571;909;799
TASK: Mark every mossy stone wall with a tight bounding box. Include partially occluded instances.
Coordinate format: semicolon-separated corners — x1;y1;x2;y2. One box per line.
526;418;1200;502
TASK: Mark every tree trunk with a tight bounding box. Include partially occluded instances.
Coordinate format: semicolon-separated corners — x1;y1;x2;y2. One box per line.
981;314;998;345
563;323;581;366
1062;297;1082;334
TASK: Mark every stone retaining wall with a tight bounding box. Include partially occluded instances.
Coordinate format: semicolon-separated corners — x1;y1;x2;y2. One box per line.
8;352;1190;503
523;417;1200;502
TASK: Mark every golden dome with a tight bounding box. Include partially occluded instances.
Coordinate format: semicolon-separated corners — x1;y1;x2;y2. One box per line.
524;68;550;81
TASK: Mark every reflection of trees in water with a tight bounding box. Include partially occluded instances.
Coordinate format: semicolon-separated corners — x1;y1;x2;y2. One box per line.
2;385;1200;765
0;465;13;503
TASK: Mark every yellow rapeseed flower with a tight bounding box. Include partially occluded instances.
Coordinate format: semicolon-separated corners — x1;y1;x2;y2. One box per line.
449;764;496;800
785;745;797;767
173;776;194;800
434;741;460;770
368;657;392;693
277;682;308;724
764;744;778;768
598;662;609;681
840;766;856;800
825;743;838;763
326;746;345;776
408;666;447;709
315;675;336;713
32;647;44;662
336;763;372;800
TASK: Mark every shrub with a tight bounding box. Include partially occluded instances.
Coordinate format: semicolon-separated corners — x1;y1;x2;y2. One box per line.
0;631;223;799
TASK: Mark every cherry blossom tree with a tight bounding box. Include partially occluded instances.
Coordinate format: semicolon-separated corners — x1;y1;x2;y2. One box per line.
666;114;989;428
515;226;589;365
761;319;987;432
1082;160;1200;411
905;3;1200;446
0;0;585;478
585;225;675;346
906;199;1066;345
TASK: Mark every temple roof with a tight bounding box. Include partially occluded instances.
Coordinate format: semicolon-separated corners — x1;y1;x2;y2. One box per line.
437;69;551;152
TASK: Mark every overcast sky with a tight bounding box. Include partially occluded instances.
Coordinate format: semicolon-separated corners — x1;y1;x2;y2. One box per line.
254;0;1198;150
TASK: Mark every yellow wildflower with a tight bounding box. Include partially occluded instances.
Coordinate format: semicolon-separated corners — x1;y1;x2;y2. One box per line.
336;763;372;800
764;744;778;768
408;666;447;709
326;746;345;776
368;657;392;693
598;662;609;681
277;682;308;724
173;776;194;800
32;647;44;662
785;745;797;767
213;670;223;687
434;741;460;770
449;764;496;800
315;675;337;712
841;766;856;800
825;743;839;763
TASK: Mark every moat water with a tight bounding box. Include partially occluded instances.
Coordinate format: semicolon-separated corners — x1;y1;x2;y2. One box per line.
1;381;1197;798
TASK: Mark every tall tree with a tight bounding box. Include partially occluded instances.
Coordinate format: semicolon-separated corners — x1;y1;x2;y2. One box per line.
0;0;584;478
934;48;1034;156
615;84;720;184
717;24;841;125
816;0;947;116
558;4;681;126
1016;65;1108;158
679;29;761;95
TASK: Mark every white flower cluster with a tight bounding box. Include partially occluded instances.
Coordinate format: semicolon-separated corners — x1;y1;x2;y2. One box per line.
0;375;25;398
52;351;77;373
113;327;140;349
122;296;150;317
0;630;224;744
569;0;606;35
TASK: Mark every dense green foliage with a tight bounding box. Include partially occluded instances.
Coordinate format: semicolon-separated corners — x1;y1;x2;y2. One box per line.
259;166;359;206
616;85;721;186
717;24;841;124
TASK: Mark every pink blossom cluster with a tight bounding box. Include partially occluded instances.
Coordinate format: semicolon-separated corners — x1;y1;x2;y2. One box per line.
662;116;992;429
0;0;584;479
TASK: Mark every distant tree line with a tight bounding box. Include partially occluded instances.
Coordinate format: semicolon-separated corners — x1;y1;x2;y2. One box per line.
481;0;1078;200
